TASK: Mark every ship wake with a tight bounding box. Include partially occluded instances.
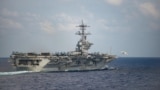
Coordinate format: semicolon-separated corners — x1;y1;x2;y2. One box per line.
0;71;34;76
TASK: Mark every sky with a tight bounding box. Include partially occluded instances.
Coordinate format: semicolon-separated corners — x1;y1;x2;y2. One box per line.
0;0;160;57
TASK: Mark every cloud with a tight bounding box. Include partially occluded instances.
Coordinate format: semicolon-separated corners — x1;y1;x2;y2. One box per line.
52;7;95;31
56;13;78;23
150;22;160;30
53;13;80;31
80;6;94;19
39;21;55;33
139;2;160;18
1;8;19;17
97;19;109;30
57;23;77;31
105;0;123;6
0;8;21;30
26;12;41;21
0;17;23;29
61;0;73;2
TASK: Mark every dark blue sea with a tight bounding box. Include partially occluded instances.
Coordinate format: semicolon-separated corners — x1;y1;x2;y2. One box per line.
0;57;160;90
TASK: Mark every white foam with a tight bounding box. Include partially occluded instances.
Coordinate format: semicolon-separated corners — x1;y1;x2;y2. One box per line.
0;71;34;76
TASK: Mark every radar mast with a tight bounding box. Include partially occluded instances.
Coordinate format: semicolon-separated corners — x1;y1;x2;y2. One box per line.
76;20;93;55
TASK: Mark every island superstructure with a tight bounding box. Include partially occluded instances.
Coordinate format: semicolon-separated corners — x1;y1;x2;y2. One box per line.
10;21;116;72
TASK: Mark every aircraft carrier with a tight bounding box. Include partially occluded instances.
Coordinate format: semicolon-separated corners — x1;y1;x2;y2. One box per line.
10;21;116;72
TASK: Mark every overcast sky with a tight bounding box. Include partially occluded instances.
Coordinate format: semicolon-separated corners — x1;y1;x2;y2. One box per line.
0;0;160;57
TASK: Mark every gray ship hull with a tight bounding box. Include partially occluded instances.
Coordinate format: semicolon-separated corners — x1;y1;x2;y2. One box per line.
12;54;116;72
42;59;114;72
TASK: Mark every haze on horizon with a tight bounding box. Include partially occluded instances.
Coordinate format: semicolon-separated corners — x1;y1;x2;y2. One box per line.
0;0;160;57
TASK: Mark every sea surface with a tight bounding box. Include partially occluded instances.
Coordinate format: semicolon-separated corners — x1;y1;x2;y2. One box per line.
0;57;160;90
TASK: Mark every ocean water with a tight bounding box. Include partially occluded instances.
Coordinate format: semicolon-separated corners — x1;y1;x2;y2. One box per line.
0;57;160;90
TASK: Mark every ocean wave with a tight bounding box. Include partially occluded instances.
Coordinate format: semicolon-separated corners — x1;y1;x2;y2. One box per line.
0;71;34;76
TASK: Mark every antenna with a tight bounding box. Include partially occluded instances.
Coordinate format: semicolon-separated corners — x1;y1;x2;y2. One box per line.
110;47;112;54
75;20;93;55
76;20;90;30
82;20;84;25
